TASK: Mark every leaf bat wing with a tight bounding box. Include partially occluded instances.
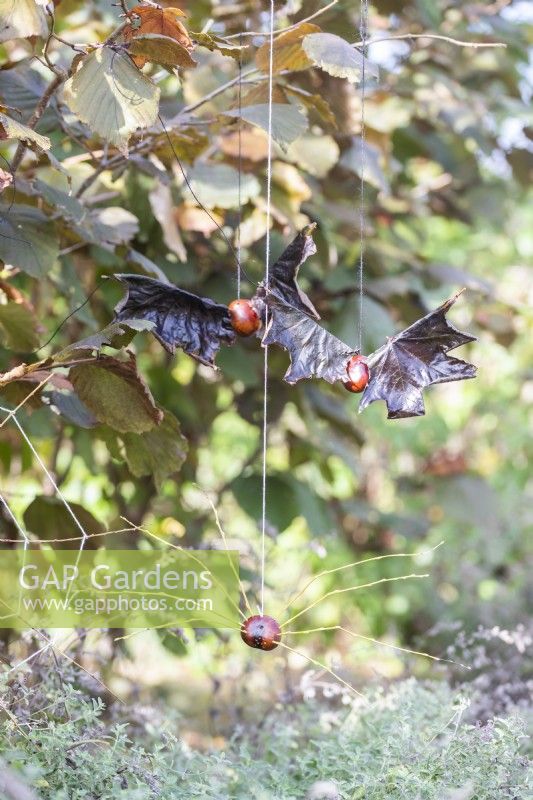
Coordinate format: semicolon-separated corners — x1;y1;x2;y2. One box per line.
267;223;320;319
113;274;235;367
359;291;477;419
262;297;356;384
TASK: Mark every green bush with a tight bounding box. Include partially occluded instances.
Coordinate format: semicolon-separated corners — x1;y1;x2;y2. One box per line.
1;672;530;799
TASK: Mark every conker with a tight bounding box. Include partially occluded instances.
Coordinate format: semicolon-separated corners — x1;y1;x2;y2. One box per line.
241;614;281;651
228;299;261;336
343;355;370;393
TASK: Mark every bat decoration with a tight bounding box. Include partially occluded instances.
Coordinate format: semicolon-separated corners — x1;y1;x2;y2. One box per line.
113;274;235;367
266;223;320;319
262;296;357;384
111;226;476;418
358;291;477;419
257;222;356;384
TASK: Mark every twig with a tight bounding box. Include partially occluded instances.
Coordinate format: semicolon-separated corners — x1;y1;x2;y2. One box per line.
225;0;339;38
42;6;67;78
11;74;65;172
351;32;506;49
179;66;259;115
50;32;87;54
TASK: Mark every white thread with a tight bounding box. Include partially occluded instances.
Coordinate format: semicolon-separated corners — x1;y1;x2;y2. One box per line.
0;406;89;607
236;35;243;299
0;493;29;545
357;0;368;351
0;408;89;546
260;0;276;616
6;642;52;674
0;491;30;616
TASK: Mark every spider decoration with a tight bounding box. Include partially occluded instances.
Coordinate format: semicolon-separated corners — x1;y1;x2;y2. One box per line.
113;223;477;420
114;511;460;697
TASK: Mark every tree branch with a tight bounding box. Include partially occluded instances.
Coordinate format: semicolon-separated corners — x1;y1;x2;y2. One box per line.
11;74;65;173
352;32;506;49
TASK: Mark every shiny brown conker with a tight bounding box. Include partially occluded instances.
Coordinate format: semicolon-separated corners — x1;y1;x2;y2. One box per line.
343;354;370;393
240;614;282;651
228;299;261;337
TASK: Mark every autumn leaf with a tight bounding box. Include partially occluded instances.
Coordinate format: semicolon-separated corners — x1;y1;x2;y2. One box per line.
127;33;196;69
0;167;13;193
113;274;236;367
194;32;247;60
123;4;194;68
255;23;321;73
173;203;224;235
360;292;477;419
267;224;320;318
219;128;270;162
262;297;356;385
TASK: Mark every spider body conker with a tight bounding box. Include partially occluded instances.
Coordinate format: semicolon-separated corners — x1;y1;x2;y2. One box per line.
241;615;281;651
343;355;370;393
228;299;261;336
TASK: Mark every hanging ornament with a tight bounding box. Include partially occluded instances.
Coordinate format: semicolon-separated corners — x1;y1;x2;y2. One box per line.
228;299;261;336
113;274;236;367
343;355;370;394
241;614;282;651
113;224;476;418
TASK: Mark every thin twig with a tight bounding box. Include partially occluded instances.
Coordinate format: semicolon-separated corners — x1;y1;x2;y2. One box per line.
179;67;259;115
224;0;339;38
352;32;506;49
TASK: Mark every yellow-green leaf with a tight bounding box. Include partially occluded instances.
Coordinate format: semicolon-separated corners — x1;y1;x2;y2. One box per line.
0;110;50;150
62;47;160;154
224;103;308;150
0;0;47;42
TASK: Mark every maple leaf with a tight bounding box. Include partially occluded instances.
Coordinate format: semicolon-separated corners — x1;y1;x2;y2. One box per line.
262;297;356;384
359;291;477;419
266;223;319;318
113;274;235;368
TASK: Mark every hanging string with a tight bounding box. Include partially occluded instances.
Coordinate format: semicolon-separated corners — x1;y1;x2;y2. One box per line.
260;0;276;616
357;0;369;352
236;33;243;299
